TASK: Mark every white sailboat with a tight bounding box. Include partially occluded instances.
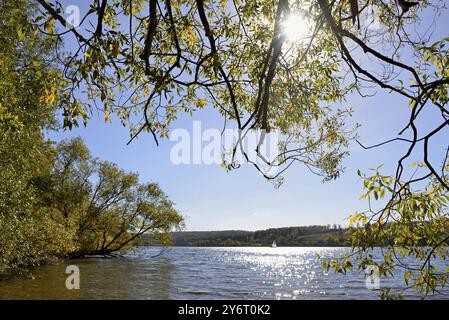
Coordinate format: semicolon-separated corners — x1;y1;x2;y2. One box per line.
271;240;277;248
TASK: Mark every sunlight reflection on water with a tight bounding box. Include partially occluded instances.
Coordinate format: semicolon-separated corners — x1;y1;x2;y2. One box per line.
0;247;447;299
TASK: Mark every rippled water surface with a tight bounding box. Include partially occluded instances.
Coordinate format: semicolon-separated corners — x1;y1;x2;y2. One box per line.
0;247;448;299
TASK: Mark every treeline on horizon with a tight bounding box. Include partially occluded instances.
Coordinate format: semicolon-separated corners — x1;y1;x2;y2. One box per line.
153;221;449;247
140;225;350;247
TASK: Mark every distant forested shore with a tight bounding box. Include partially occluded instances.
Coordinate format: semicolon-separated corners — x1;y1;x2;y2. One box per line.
139;225;350;247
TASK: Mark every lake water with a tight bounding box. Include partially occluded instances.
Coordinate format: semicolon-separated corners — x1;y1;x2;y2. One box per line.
0;247;448;299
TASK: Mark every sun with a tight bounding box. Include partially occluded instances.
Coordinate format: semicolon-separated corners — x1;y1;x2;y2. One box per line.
282;13;310;43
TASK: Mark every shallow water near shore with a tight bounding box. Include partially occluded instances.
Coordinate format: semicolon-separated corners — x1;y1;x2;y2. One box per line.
0;246;448;299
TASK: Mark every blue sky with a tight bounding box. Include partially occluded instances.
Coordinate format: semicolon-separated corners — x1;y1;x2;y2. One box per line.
47;92;440;231
46;1;449;231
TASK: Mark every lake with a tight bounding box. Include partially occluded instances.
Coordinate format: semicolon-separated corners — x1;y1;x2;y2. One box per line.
0;247;447;299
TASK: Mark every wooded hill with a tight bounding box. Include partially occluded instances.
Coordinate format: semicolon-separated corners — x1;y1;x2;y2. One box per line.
140;225;350;247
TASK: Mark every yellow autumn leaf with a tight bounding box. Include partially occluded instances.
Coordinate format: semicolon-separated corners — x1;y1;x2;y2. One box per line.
104;107;109;122
196;98;207;108
184;26;197;48
40;89;56;105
